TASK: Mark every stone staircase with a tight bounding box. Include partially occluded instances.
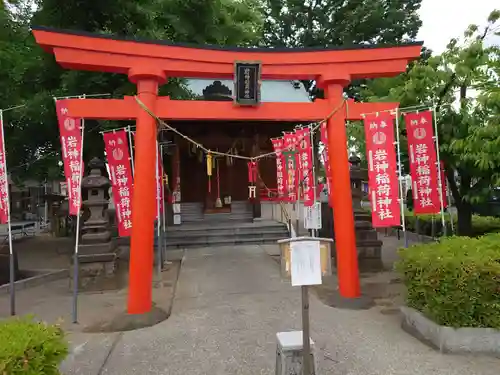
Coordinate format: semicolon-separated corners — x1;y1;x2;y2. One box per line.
165;201;289;249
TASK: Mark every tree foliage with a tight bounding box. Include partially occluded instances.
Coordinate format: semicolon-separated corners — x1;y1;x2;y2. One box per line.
358;10;500;235
0;0;263;182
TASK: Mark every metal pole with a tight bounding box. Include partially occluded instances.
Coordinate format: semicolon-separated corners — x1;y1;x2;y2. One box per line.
127;126;135;177
394;109;408;247
432;106;447;236
301;285;312;375
1;110;15;315
72;108;85;324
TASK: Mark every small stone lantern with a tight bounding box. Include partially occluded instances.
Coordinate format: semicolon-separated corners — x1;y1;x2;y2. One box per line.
74;157;118;291
349;154;383;271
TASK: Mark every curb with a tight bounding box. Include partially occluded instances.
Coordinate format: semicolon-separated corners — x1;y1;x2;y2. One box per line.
0;269;68;295
401;306;500;356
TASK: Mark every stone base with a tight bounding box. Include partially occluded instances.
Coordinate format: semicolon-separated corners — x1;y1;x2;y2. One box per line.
84;305;170;333
319;289;374;310
357;243;384;272
78;241;116;256
276;331;316;375
70;253;121;292
401;306;500;355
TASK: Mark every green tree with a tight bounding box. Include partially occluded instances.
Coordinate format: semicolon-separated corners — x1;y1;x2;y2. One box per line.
361;10;500;235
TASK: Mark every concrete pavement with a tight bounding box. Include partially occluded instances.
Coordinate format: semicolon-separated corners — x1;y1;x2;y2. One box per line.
62;244;500;375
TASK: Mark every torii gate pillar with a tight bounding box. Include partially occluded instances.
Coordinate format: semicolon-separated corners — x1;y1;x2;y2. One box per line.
127;69;165;314
323;80;360;298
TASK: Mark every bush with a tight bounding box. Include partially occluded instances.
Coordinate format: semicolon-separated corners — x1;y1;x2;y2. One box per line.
396;234;500;328
404;212;500;238
0;316;69;374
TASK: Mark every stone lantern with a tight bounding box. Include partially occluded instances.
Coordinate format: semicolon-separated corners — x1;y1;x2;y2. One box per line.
74;157;118;291
319;155;383;271
348;154;383;271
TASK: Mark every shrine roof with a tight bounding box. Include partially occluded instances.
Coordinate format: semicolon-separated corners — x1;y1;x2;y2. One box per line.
32;25;423;53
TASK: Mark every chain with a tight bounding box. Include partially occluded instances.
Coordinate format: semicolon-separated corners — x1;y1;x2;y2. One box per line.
134;96;346;161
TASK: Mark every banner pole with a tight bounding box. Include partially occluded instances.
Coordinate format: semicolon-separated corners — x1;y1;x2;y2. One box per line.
432;106;447;236
72;113;85;324
394;108;408;247
1;110;15;315
309;125;317;237
127;126;135;177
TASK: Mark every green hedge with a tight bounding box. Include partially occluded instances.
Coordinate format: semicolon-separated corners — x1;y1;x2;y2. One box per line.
396;234;500;328
0;316;69;374
405;213;500;237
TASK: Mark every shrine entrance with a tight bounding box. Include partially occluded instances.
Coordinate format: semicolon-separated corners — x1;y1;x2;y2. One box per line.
32;26;422;315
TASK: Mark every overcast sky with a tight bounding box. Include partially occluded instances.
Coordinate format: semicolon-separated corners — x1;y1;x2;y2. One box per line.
417;0;499;53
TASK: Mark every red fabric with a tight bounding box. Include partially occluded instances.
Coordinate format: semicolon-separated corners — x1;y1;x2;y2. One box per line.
283;132;299;202
104;130;134;237
404;111;441;214
363;113;401;228
56;100;84;216
0;118;9;224
271;138;288;200
247;161;257;183
320;122;332;207
295;128;315;206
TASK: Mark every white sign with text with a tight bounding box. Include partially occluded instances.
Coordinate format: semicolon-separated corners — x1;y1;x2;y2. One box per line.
290;240;322;286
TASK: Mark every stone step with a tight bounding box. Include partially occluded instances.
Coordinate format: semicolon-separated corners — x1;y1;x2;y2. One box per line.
166;227;287;239
165;234;286;249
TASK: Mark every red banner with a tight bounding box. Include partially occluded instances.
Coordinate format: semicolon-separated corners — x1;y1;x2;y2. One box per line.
104;131;133;237
0;116;9;224
320;122;332;206
156;144;164;217
56;100;84;216
283;132;299;202
404;111;440;214
296;128;315;206
271;138;287;200
364;113;401;227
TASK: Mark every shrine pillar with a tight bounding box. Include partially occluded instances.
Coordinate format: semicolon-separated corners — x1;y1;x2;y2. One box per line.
127;68;166;314
323;80;361;298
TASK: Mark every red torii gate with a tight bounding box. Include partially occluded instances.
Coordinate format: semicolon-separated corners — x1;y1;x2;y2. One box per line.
32;26;422;314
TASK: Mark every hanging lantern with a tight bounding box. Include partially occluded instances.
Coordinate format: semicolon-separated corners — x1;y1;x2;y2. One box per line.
206;152;213;193
207;152;213;176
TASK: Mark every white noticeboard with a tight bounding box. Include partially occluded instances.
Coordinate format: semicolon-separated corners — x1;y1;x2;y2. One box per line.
173;203;181;214
290;240;322;286
304;202;322;230
173;214;182;225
